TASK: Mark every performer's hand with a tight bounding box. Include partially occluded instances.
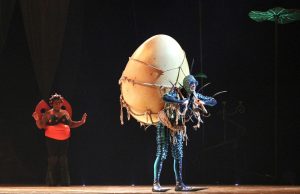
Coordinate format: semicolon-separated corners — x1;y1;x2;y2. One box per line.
194;98;204;106
194;99;208;114
202;106;208;114
32;112;39;121
81;113;87;124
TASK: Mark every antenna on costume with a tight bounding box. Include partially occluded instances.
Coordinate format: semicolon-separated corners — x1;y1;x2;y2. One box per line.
197;82;211;92
178;82;183;88
169;81;176;91
212;90;228;97
190;58;195;74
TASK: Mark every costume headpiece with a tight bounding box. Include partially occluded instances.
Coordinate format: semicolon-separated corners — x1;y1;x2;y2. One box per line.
183;75;198;94
49;93;64;106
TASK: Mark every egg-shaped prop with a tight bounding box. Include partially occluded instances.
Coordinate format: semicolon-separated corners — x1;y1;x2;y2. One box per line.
119;34;190;126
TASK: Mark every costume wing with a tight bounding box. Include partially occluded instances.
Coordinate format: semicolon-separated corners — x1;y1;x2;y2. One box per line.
34;98;73;119
35;100;50;120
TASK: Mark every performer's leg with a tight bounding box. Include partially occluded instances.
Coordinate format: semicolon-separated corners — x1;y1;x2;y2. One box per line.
171;133;193;191
152;123;169;192
58;139;70;186
45;138;59;186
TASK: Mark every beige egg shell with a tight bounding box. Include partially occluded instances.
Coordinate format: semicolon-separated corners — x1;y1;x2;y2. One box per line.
120;34;190;125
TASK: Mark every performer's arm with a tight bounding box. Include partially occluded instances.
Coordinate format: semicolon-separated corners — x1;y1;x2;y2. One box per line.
32;112;48;129
65;111;87;128
163;91;187;104
196;93;217;107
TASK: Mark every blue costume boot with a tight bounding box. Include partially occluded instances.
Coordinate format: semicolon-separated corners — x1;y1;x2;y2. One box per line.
174;158;194;191
152;124;170;192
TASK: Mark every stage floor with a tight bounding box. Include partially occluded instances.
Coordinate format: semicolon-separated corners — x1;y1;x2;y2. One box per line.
0;185;300;194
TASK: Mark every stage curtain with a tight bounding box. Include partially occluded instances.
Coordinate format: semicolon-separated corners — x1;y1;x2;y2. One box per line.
20;0;70;99
0;0;16;53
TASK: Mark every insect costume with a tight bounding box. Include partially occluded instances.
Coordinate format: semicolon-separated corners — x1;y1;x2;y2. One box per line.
153;75;217;192
33;94;87;186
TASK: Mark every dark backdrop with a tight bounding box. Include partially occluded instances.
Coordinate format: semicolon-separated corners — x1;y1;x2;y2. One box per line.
0;0;299;186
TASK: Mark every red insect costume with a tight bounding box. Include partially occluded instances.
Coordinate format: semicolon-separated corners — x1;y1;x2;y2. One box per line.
35;99;72;140
34;96;74;186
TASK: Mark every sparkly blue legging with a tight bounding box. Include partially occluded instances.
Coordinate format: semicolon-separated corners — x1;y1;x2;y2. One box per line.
153;123;184;184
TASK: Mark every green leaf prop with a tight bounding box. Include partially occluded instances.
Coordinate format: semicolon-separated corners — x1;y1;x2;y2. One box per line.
249;7;300;24
249;6;300;178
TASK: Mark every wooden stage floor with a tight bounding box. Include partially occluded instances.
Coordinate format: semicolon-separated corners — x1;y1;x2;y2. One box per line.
1;185;300;194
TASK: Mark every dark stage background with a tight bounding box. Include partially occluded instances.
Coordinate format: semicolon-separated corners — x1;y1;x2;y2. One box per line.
0;0;299;186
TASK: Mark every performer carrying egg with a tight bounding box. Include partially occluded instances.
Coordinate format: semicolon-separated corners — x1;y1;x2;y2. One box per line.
119;34;217;192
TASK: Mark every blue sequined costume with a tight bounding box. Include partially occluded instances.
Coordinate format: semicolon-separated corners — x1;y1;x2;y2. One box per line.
153;75;217;191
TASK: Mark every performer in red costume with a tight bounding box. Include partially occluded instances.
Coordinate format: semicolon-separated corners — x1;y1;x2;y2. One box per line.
32;93;87;186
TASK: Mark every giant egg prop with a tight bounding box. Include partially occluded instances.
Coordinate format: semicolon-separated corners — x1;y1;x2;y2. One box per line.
119;34;190;126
